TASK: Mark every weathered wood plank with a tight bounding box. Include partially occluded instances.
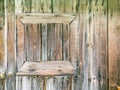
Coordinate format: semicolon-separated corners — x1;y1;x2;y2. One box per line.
62;24;69;61
16;15;25;70
0;14;5;90
53;0;60;13
0;79;4;90
94;15;107;90
49;24;55;61
109;15;120;90
37;24;42;61
72;0;77;12
0;0;4;13
64;0;72;12
42;24;47;61
54;24;62;61
16;61;74;76
22;0;31;13
25;24;39;61
69;15;80;90
20;14;76;24
47;24;55;61
0;1;5;90
7;13;16;90
6;0;15;13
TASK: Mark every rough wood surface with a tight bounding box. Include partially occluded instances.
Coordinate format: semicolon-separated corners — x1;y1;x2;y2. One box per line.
109;15;120;90
6;13;16;90
0;15;4;90
16;61;74;76
2;0;119;90
20;14;76;24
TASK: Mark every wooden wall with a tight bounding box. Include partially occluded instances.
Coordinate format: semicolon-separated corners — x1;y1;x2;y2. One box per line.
0;0;120;90
0;0;4;89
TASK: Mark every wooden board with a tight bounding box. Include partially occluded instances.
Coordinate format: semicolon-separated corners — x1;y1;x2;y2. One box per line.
16;61;74;76
19;14;77;24
0;14;5;90
109;15;120;90
6;13;16;90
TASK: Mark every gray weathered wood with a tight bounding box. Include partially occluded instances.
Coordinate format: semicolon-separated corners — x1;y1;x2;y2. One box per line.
16;61;74;76
41;24;47;61
6;13;16;90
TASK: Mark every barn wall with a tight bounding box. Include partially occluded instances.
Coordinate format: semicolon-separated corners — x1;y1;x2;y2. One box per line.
0;0;119;90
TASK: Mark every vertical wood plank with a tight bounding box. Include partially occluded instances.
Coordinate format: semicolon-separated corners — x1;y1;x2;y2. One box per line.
7;13;16;90
64;0;72;12
22;76;31;90
15;0;22;13
22;0;31;13
59;0;65;12
69;15;80;90
72;0;77;12
109;15;120;90
94;15;107;90
26;24;39;61
6;0;15;13
0;2;4;90
47;24;55;61
16;76;22;90
0;13;5;90
16;15;25;70
53;0;60;13
62;24;69;61
75;14;85;90
50;24;55;61
37;24;42;61
42;24;47;61
54;24;62;61
16;15;25;90
40;0;51;13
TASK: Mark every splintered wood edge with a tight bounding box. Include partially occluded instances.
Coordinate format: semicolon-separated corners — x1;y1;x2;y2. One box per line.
17;13;77;24
16;61;74;76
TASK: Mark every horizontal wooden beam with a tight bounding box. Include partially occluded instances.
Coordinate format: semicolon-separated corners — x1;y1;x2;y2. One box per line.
16;61;74;76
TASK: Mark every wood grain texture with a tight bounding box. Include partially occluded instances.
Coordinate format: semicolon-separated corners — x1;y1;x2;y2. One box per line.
54;24;62;61
109;15;120;90
41;23;47;61
4;0;113;90
6;13;16;90
20;14;76;24
16;61;74;76
16;15;25;70
0;13;5;90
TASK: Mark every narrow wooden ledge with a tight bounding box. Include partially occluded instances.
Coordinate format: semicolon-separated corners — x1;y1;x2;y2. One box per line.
16;61;74;76
19;13;77;24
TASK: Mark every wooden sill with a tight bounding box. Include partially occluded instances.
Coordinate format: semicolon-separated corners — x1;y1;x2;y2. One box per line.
16;61;74;76
19;13;77;24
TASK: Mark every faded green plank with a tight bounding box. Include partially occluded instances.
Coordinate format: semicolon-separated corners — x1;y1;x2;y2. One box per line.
20;0;31;13
6;0;15;13
64;0;72;12
72;0;77;12
0;0;4;13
